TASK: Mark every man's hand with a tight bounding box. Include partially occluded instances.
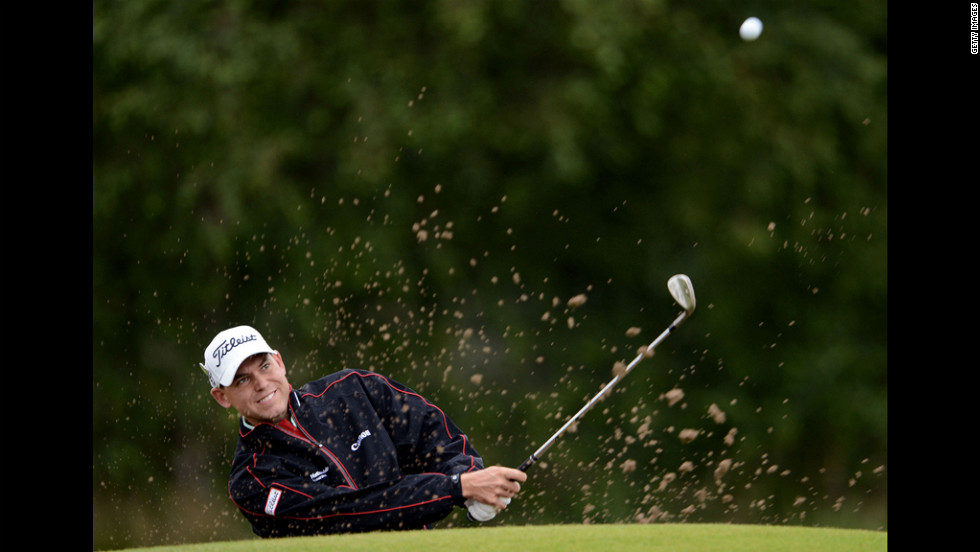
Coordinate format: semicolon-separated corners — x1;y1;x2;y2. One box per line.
460;466;526;510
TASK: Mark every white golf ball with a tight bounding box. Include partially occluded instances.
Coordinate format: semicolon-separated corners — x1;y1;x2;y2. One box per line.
739;17;763;41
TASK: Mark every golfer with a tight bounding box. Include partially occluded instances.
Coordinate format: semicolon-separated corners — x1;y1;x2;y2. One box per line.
201;325;526;537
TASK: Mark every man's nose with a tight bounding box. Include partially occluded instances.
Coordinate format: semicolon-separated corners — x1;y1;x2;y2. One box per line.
251;371;272;389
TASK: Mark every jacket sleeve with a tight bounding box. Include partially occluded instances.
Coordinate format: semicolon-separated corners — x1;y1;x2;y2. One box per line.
355;371;485;477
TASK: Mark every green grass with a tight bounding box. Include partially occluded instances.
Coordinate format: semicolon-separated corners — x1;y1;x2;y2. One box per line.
110;523;887;552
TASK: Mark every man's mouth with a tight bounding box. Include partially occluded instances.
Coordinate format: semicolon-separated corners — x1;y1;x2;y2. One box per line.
257;390;277;404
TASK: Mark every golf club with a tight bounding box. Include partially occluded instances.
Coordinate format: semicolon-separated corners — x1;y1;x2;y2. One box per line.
465;274;696;520
516;273;697;472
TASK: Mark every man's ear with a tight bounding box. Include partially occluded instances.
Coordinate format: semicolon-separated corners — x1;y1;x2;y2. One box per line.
211;387;232;409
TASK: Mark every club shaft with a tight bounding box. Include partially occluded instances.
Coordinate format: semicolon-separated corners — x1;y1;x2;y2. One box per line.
517;310;690;472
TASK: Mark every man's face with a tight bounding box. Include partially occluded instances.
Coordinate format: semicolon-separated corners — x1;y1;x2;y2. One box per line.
211;352;291;425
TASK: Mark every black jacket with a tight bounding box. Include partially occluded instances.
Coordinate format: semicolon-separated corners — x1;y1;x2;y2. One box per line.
227;369;484;537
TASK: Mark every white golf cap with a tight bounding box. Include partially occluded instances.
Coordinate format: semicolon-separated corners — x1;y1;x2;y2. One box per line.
201;325;275;388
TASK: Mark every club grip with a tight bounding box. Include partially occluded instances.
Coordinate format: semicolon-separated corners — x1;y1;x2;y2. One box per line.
517;455;536;472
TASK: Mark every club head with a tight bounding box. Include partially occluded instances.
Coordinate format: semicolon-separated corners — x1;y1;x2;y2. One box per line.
667;274;696;314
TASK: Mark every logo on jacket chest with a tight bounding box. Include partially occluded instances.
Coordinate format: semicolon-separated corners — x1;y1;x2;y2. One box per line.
350;429;373;451
310;466;330;482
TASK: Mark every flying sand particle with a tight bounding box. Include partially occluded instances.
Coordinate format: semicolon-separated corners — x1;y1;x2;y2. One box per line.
708;403;727;424
678;428;700;443
612;361;627;378
714;458;733;481
723;427;738;446
567;294;587;308
664;388;684;407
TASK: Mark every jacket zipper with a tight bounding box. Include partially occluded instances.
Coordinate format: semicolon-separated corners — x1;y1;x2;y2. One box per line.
288;394;358;489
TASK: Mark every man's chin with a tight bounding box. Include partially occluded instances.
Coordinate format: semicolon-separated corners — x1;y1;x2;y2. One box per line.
247;406;289;425
269;410;289;424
